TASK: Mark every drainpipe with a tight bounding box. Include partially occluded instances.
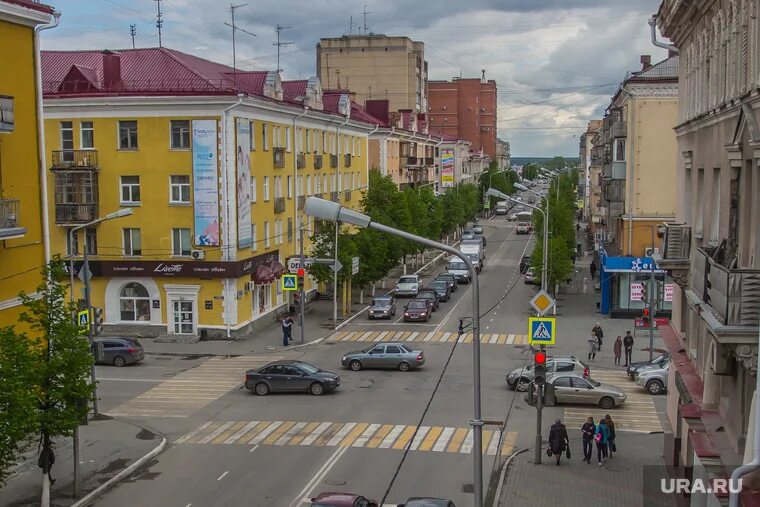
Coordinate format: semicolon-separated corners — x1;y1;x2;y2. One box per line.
621;89;635;256
333;114;350;326
335;115;350;193
648;16;678;54
293;106;309;258
729;324;760;507
35;10;61;266
380;127;395;176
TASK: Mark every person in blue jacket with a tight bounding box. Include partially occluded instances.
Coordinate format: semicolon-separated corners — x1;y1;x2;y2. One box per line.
595;416;610;466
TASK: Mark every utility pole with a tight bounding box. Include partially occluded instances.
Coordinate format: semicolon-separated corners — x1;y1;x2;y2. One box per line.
649;225;656;362
227;4;256;80
362;3;369;34
154;0;163;47
349;15;353;35
299;226;305;344
273;24;293;74
333;223;339;329
129;24;136;49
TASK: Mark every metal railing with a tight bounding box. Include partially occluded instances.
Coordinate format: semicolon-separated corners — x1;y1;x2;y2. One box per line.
51;150;98;169
273;148;286;168
55;203;98;224
297;152;306;169
330;154;338;168
343;191;352;202
344;154;352;167
694;247;760;326
297;195;306;210
0;198;20;230
660;223;691;260
330;191;339;202
314;154;323;169
274;197;286;213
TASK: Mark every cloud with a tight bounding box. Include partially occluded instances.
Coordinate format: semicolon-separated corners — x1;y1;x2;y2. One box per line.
41;0;671;156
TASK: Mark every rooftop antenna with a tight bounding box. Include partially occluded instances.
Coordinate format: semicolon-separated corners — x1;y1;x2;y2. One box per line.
225;3;257;79
129;24;136;49
363;4;369;35
349;15;353;35
273;24;293;74
154;0;163;47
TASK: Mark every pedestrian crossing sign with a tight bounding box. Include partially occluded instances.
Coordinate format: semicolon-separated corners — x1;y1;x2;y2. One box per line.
77;310;89;335
281;274;297;291
528;317;555;345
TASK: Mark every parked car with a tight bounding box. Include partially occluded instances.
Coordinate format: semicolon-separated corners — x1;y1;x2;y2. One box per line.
435;272;458;292
417;289;440;311
472;225;483;235
91;337;144;367
403;299;432;322
626;352;670;378
311;492;378;507
394;275;421;297
245;360;340;396
543;372;627;409
515;222;530;234
507;212;519;221
429;280;452;302
523;267;538;285
519;255;531;273
463;253;482;273
341;342;425;372
461;231;476;240
507;356;589;392
446;257;472;283
398;498;457;507
367;295;397;319
635;359;670;394
460;240;485;265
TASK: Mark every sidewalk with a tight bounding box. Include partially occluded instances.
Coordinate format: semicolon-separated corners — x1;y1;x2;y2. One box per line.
0;417;162;507
497;432;674;507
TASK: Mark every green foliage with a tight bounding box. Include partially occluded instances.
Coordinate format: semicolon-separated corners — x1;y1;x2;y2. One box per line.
522;163;540;181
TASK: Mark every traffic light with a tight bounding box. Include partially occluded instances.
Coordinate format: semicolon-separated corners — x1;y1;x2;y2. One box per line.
642;308;650;326
534;351;547;384
297;268;305;291
93;307;104;335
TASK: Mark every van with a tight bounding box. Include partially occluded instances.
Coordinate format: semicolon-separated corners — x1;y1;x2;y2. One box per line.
460;240;485;263
446;257;472;283
495;201;509;215
515;211;533;226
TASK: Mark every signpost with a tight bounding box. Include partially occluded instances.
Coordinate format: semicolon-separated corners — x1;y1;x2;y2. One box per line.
528;317;556;346
351;256;359;275
281;274;297;291
77;310;89;335
529;290;555;316
288;257;315;273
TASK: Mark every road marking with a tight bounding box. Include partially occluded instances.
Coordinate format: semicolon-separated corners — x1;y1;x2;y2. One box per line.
217;471;229;481
406;331;419;342
248;420;284;445
487;431;501;455
374;331;388;342
212;421;248;444
275;422;307;446
223;421;260;444
301;421;332;446
175;421;213;444
263;421;296;445
326;423;356;446
289;445;349;507
353;423;381;447
287;422;321;445
392;426;417;450
506;334;516;344
446;428;468;453
340;422;369;446
409;426;431;451
460;429;474;453
502;431;518;455
419;426;443;451
433;427;455;452
198;421;235;444
379;424;406;449
97;377;164;382
249;444;259;453
481;430;494;452
366;424;394;449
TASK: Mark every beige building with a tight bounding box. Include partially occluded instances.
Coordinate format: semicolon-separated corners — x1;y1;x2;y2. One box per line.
579;119;601;223
316;35;427;114
655;0;760;504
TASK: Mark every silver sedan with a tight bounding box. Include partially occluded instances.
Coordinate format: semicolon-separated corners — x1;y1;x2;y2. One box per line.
341;342;425;372
545;372;627;409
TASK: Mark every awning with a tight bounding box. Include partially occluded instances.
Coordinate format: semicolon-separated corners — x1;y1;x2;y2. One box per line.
253;264;274;284
268;260;285;278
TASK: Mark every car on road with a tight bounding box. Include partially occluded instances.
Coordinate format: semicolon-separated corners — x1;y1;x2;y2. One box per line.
394;275;421;297
463;253;482;273
495;201;509;215
367;295;397;319
245;360;340;396
507;356;589;392
398;498;457;507
341;342;425;372
472;225;483;235
515;222;530;234
626;352;670;378
435;273;458;292
507;212;519;221
91;337;145;367
417;288;440;311
461;231;476;240
635;359;670;394
543;372;627;409
311;492;378;507
403;299;432;322
519;255;531;273
429;280;452;302
446;257;472;283
523;267;538;285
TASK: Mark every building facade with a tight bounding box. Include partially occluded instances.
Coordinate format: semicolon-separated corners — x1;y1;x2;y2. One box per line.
41;48;376;339
656;1;760;505
495;138;510;170
427;75;498;159
579;119;601;223
0;0;55;329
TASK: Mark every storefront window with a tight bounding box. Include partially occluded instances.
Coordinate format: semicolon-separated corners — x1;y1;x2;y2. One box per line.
614;273;673;313
120;282;151;321
257;283;272;315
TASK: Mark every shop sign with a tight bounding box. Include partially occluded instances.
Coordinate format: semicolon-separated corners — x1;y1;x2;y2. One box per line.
630;283;644;301
664;283;674;302
236;118;252;248
441;149;455;188
192;119;220;246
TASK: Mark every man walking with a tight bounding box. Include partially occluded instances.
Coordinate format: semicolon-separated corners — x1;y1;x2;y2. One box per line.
589;262;597;280
623;331;634;366
592;322;604;351
581;417;595;464
281;314;294;346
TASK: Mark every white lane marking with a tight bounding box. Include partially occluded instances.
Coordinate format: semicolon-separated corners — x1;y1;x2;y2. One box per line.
249;444;259;453
487;432;501;455
301;422;332;446
198;421;235;444
290;445;349;507
275;422;307;446
352;423;381;447
457;334;466;343
439;332;452;342
223;421;260;444
326;423;355;446
247;421;283;445
379;425;406;449
423;332;435;342
217;471;229;481
433;427;456;452
489;334;499;344
406;332;419;342
358;331;373;342
175;421;213;444
460;429;474;453
374;331;388;342
409;426;431;451
506;334;516;344
97;378;164;382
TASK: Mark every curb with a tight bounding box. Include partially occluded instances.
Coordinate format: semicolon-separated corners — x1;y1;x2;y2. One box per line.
283;336;326;351
70;435;167;507
491;447;529;507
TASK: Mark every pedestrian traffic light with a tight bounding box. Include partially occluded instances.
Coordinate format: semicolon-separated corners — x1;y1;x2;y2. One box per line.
534;351;547;384
642;308;650;325
93;307;104;335
297;268;305;291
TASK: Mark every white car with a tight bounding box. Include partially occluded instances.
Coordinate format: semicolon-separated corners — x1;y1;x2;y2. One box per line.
394;275;421;297
516;222;530;234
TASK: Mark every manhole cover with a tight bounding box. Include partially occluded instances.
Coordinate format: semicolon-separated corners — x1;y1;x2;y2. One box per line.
323;479;347;486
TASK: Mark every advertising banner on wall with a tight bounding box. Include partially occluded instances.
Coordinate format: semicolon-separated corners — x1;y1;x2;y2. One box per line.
236;119;252;248
441;149;455;188
664;283;674;302
192;119;219;246
630;283;644;301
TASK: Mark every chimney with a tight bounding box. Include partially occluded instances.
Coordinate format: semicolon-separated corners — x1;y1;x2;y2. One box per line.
481;69;486;83
640;54;652;71
102;50;121;89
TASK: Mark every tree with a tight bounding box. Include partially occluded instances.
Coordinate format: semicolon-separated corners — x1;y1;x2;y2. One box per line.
522;163;540;181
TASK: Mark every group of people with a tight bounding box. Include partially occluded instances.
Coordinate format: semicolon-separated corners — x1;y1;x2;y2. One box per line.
586;323;635;366
548;415;617;467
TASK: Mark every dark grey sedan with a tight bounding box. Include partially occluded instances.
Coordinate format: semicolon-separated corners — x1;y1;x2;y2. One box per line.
429;280;451;302
245;360;340;396
341;342;425;372
367;295;397;319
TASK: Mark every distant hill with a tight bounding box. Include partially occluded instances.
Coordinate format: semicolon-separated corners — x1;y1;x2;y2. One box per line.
511;157;580;167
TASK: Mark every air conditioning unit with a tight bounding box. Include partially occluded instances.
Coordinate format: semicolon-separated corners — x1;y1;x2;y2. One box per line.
190;249;206;260
645;247;660;257
244;282;256;292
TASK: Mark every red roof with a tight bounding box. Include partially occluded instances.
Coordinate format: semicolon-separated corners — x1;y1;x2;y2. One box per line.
1;0;54;14
321;91;384;126
282;79;308;102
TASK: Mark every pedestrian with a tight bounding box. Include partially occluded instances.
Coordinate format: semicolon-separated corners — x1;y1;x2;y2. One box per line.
581;416;595;464
592;322;604;350
614;336;623;365
587;331;598;361
605;415;617;458
548;418;570;466
576;223;581;233
577;242;583;257
281;314;294;346
623;331;634;366
589;262;597;280
595;416;610;466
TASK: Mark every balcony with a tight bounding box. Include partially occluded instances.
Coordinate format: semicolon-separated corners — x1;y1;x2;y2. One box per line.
344;154;352;167
0;198;25;239
611;121;627;139
314;154;323;169
297;152;306;169
602;179;625;203
297;195;306;210
330;155;338;168
653;223;691;288
50;150;98;170
273;197;286;213
53;171;99;225
330;191;339;203
343;191;352;202
55;203;98;224
401;156;418;166
273;148;286;168
425;157;434;166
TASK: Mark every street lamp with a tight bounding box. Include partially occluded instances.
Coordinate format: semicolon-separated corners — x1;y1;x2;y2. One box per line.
303;196;485;507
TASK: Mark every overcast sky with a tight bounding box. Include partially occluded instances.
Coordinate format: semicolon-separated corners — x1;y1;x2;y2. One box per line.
42;0;669;157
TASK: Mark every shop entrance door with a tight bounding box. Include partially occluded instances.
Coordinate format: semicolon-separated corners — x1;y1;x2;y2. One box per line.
173;300;194;334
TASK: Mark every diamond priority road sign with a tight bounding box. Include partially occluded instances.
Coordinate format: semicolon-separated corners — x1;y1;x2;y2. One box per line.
528;317;556;346
530;290;555;316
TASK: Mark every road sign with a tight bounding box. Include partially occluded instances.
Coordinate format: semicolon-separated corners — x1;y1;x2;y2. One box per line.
329;259;343;273
310;258;343;273
77;310;89;335
78;264;92;284
287;257;315;273
281;274;297;291
528;317;556;345
351;256;359;275
530;290;555;316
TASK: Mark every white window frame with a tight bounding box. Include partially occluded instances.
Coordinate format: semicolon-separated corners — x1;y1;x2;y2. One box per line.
120;176;141;204
298;175;304;196
613;138;626;162
286;126;292;152
169;175;191;204
315;174;322;193
287;175;293;198
171;228;191;256
122;228;142;256
170;120;191;150
249;120;256;150
262;123;269;150
80;121;94;150
60;121;73;151
263;176;270;201
264;221;271;248
250;176;257;203
322;131;327;153
307;175;313;195
118;120;138;150
251;223;257;251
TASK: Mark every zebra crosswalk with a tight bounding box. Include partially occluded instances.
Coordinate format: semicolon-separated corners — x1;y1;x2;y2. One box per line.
326;330;530;345
562;369;664;433
107;355;277;418
177;419;519;456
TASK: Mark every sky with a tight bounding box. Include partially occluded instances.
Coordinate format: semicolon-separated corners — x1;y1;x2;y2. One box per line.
41;0;670;157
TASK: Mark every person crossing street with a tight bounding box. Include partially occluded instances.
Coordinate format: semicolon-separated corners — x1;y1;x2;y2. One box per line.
548;418;570;466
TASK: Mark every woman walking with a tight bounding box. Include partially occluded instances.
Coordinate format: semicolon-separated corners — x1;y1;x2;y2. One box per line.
605;415;617;458
614;336;623;365
581;417;595;463
587;331;598;361
595;415;610;466
548;418;570;466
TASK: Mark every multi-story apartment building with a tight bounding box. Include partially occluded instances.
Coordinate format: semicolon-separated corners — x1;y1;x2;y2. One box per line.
0;0;56;329
595;53;679;318
41;48;376;339
496;138;510;170
316;35;427;115
655;2;760;504
579;119;601;223
428;74;498;159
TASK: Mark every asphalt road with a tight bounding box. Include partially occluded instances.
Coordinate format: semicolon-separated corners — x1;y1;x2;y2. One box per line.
93;215;574;507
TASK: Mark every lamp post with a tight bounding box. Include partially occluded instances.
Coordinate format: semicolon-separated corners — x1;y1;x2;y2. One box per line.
303;196;484;507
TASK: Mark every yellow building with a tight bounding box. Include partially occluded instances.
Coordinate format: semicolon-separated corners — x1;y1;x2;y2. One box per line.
41;48;377;339
0;0;57;329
